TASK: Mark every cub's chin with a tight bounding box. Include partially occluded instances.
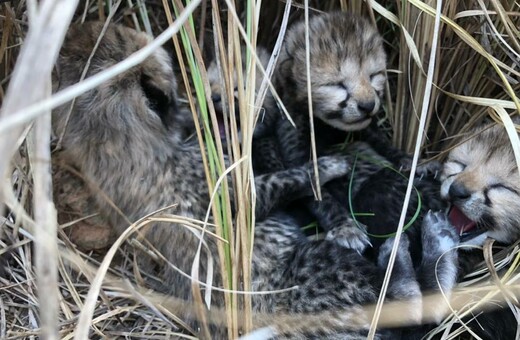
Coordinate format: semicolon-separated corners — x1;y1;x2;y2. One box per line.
320;115;373;132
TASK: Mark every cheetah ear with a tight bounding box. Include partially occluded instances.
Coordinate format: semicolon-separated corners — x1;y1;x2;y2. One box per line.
277;53;294;80
140;73;176;128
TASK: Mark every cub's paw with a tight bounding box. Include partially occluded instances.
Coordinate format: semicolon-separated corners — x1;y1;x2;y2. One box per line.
314;155;350;184
397;158;442;179
422;210;459;254
378;233;411;266
416;160;442;179
325;223;371;253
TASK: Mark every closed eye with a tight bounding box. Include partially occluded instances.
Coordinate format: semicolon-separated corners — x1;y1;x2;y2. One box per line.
370;71;385;81
445;159;466;178
488;183;520;195
324;82;347;90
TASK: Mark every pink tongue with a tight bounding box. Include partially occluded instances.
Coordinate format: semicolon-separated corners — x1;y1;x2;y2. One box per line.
449;206;477;234
216;114;226;139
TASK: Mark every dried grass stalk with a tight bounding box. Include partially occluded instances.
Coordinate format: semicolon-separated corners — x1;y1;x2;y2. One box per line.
0;1;79;340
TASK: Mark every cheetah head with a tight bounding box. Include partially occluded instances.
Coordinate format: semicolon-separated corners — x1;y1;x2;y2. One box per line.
53;22;182;152
441;124;520;245
276;12;387;131
207;46;274;140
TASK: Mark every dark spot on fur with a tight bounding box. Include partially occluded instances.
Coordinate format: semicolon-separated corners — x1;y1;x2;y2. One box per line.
483;188;492;206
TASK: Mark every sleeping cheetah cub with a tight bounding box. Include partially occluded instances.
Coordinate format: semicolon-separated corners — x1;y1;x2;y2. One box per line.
52;21;459;338
271;12;388;251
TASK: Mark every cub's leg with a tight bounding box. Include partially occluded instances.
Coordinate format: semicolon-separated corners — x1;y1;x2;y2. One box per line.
316;193;371;252
377;234;422;325
417;211;459;323
254;155;350;220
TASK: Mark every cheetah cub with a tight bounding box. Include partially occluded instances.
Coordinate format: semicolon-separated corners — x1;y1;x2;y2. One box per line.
442;123;520;245
271;12;388;251
417;122;520;340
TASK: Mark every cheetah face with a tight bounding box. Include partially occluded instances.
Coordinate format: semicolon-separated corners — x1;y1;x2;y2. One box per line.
277;12;387;131
309;55;386;131
207;47;274;140
440;125;520;245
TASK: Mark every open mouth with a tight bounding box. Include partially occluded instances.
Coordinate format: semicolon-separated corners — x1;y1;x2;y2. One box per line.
448;205;486;242
215;111;227;139
214;106;241;142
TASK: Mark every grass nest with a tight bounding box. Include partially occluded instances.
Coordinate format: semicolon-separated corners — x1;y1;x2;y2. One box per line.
1;0;520;339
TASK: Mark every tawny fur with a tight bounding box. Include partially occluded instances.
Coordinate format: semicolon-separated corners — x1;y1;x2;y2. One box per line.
441;123;520;244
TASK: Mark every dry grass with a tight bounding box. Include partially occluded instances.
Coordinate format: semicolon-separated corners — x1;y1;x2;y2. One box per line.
0;0;519;339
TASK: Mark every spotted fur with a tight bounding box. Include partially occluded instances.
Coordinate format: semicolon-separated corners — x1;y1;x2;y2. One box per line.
271;12;388;252
50;20;463;339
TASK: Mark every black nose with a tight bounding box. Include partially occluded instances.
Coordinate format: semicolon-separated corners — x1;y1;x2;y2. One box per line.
449;182;471;200
357;100;376;115
211;94;221;103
